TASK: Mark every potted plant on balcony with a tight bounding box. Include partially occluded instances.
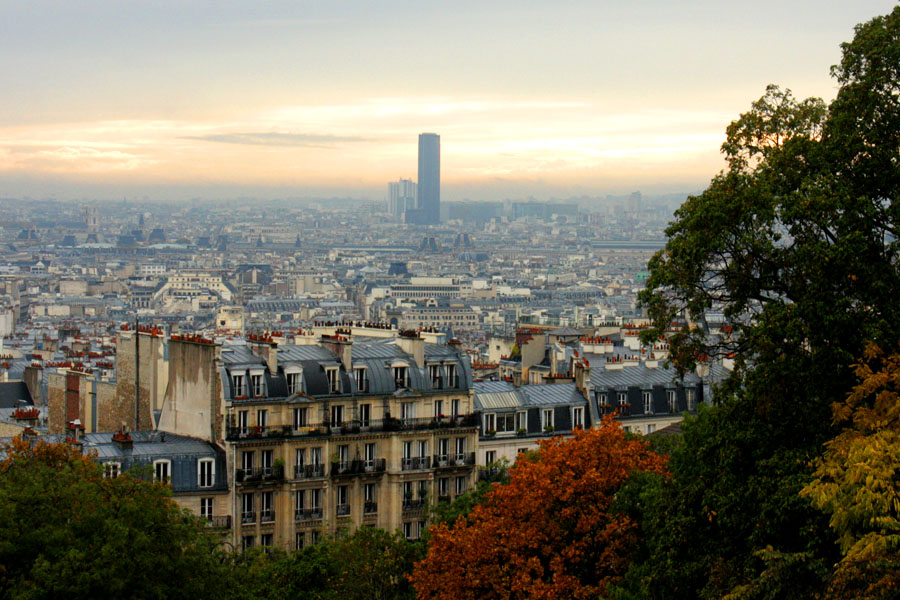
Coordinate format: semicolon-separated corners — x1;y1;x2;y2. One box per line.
272;458;285;480
544;424;555;433
485;429;496;437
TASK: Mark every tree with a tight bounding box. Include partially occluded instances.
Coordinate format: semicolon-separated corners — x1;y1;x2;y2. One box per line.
802;343;900;599
429;459;511;529
625;5;900;599
411;418;667;600
0;437;229;600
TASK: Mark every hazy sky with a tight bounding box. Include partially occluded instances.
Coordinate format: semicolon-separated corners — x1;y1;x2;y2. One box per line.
1;0;897;201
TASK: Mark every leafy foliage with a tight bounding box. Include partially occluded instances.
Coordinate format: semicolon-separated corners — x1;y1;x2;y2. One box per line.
411;417;667;600
802;343;900;599
0;437;228;600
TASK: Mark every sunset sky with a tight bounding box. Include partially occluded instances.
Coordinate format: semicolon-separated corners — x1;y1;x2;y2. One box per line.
1;0;897;201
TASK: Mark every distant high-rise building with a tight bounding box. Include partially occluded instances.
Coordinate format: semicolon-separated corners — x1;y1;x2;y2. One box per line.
416;133;440;225
388;178;417;220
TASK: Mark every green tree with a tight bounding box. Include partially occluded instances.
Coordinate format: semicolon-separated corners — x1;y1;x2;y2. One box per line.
627;6;900;598
0;437;229;600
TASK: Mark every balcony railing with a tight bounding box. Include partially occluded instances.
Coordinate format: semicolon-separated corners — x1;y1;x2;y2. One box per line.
260;509;275;523
294;464;326;479
336;503;351;516
241;511;256;525
330;458;387;478
236;466;284;484
402;498;427;511
205;515;232;529
225;414;478;441
433;452;475;469
363;501;378;514
295;508;323;521
401;456;431;471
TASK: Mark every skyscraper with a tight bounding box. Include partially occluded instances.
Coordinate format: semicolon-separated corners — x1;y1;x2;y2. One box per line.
388;178;416;220
416;133;440;225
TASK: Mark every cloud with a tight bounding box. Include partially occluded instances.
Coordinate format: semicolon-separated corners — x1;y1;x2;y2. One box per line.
187;132;372;147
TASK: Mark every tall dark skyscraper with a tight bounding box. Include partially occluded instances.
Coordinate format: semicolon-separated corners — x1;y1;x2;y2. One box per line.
416;133;440;225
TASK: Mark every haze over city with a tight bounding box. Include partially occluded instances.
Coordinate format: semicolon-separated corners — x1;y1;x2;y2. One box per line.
2;0;897;201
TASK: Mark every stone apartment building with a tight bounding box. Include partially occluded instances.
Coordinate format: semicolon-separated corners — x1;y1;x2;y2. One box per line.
157;324;478;549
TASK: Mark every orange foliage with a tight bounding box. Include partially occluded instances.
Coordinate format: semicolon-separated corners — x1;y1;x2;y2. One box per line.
411;416;668;600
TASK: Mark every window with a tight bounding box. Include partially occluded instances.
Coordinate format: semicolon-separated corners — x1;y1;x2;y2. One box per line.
359;403;371;427
261;491;274;522
242;536;255;550
154;459;171;483
572;407;584;429
310;447;322;466
667;390;677;413
454;437;466;462
446;364;458;387
331;405;344;427
438;477;450;498
451;398;461;417
293;407;308;429
542;409;554;431
310;488;322;510
437;438;449;461
257;409;268;429
237;410;249;434
232;374;246;397
403;481;414;503
400;402;415;422
241;493;254;523
643;391;653;415
434;399;444;418
200;497;213;520
336;485;349;515
686;388;696;411
618;392;628;407
104;462;120;479
261;449;273;473
497;413;515;433
198;458;215;488
295;489;305;513
515;411;527;432
483;413;496;432
354;367;368;392
364;443;376;468
429;364;443;387
403;521;415;540
647;424;656;434
296;532;305;550
241;450;254;473
261;533;273;548
393;365;408;388
455;476;467;496
309;530;320;544
287;371;302;395
364;482;377;502
402;441;412;468
326;367;340;393
337;444;349;467
598;392;608;406
485;450;497;464
251;373;264;397
417;440;428;459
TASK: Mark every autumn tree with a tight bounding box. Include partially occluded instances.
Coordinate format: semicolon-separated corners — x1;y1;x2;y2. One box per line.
802;343;900;599
0;437;229;600
410;417;667;600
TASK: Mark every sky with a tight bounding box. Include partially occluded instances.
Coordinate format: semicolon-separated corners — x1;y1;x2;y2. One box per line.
0;0;897;202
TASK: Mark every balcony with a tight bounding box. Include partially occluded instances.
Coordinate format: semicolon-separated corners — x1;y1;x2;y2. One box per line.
294;464;326;479
225;414;479;441
241;511;256;525
402;498;427;512
401;456;431;471
433;452;475;469
330;458;387;478
363;501;378;514
295;508;323;521
205;515;232;529
236;466;284;484
336;503;351;517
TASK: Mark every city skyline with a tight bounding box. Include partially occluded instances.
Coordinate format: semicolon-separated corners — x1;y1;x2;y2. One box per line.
1;1;897;201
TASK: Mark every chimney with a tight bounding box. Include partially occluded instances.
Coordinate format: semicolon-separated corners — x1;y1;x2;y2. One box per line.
319;334;352;370
66;419;85;451
396;330;425;369
574;358;592;401
248;334;279;374
112;428;133;450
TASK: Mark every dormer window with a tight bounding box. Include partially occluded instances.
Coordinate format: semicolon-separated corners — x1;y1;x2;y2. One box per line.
428;364;443;388
354;367;368;392
251;373;264;397
286;370;303;395
393;366;408;389
326;367;340;394
446;363;458;388
232;374;246;397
